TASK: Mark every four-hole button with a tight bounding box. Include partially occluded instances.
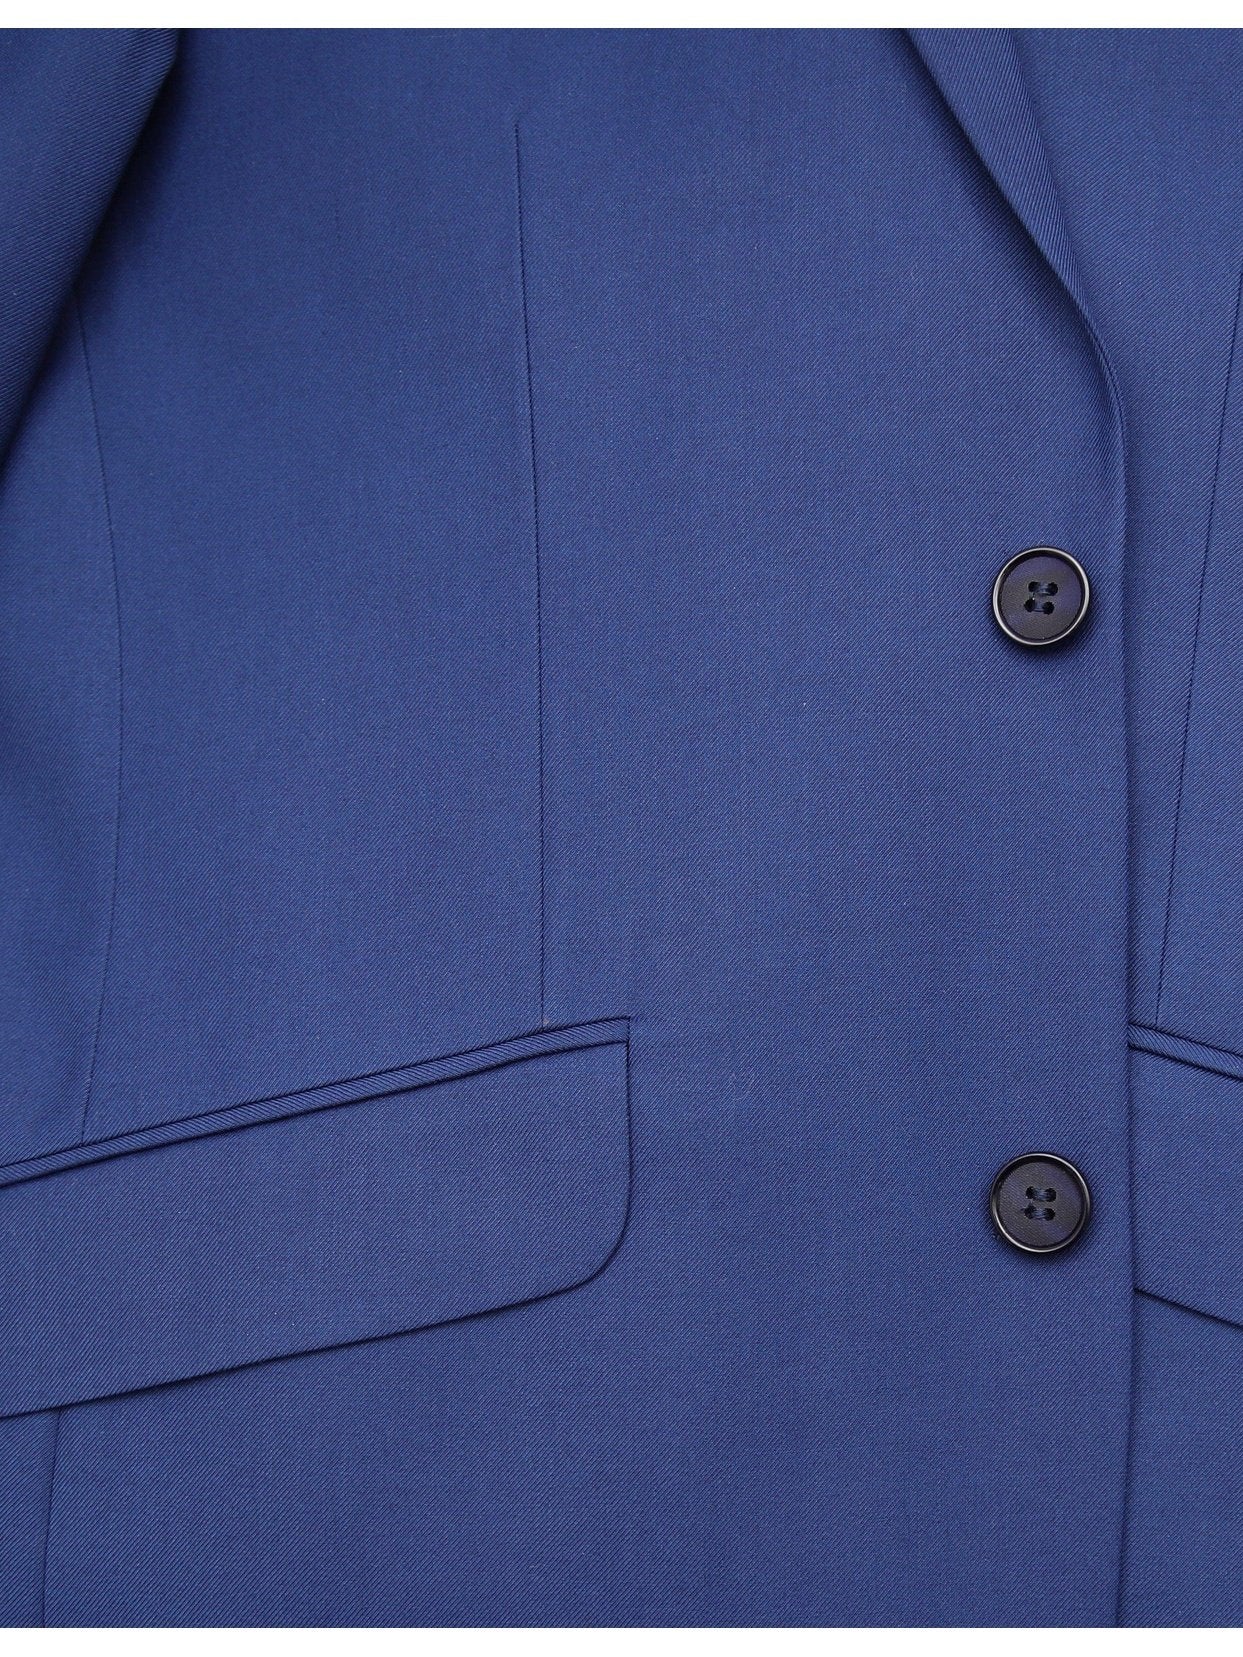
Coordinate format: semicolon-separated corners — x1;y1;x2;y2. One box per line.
990;1153;1091;1255
992;547;1090;647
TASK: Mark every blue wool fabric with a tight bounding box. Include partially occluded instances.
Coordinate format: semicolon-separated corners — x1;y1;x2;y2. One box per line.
0;27;1241;1627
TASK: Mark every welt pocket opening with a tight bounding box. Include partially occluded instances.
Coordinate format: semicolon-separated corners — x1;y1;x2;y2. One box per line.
0;1018;631;1418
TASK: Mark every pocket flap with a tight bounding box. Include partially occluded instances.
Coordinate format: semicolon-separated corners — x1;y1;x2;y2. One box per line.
0;1019;629;1416
1132;1037;1243;1329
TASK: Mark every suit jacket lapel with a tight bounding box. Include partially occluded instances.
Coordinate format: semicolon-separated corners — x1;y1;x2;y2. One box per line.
0;29;176;469
908;26;1127;533
907;28;1089;314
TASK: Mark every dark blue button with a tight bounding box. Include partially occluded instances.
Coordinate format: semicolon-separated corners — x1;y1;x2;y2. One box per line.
990;1154;1091;1254
992;548;1090;647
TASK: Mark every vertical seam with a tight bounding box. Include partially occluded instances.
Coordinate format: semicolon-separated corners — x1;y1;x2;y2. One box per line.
514;118;547;1028
1153;257;1243;1027
38;1411;62;1626
73;291;124;1145
1114;1326;1138;1625
1113;1109;1140;1626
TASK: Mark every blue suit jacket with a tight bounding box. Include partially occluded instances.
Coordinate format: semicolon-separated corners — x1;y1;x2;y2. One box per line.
2;26;1242;1627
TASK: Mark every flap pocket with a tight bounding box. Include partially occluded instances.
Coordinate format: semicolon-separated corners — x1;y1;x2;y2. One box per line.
0;1019;629;1416
1132;1035;1243;1328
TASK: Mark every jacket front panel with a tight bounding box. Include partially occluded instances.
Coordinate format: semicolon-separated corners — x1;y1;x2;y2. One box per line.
2;26;1231;1626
